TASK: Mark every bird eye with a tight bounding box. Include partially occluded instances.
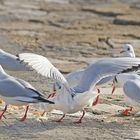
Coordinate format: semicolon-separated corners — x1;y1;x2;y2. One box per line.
128;48;130;51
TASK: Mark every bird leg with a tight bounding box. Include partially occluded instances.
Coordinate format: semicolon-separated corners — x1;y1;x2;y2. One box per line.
91;88;100;107
56;114;66;122
20;105;29;122
111;83;116;95
121;107;133;116
92;95;100;106
0;105;7;120
74;110;86;123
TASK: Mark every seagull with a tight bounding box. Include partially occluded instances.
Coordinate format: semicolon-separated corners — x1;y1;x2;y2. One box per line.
111;44;135;94
0;49;29;71
53;44;136;95
114;73;140;115
120;44;135;58
18;53;140;123
0;65;54;121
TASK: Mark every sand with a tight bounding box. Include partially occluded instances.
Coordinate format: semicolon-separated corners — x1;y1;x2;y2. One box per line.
0;0;140;139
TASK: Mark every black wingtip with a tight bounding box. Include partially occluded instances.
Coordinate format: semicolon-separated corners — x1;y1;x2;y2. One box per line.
28;88;55;104
119;64;140;74
34;96;54;104
16;54;19;57
16;54;25;63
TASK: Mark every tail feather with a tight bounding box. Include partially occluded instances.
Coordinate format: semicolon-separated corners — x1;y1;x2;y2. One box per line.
33;96;54;104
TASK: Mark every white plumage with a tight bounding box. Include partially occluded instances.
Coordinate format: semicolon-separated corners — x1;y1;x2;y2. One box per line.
56;44;136;91
0;65;54;121
18;53;140;122
115;73;140;105
120;44;135;58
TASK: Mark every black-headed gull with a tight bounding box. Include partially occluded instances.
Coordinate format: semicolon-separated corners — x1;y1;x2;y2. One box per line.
120;44;135;58
0;65;54;121
53;44;135;95
113;73;140;115
0;49;29;71
111;44;135;94
18;53;140;123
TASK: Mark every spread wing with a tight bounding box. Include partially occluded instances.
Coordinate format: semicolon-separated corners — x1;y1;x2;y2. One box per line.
74;57;140;93
18;53;69;90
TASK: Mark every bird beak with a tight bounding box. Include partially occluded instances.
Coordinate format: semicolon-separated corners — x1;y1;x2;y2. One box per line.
92;95;99;106
120;50;125;53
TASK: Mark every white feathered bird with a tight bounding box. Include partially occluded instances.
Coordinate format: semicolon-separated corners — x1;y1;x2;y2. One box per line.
53;44;136;94
113;73;140;115
0;65;54;121
120;44;135;58
18;53;140;123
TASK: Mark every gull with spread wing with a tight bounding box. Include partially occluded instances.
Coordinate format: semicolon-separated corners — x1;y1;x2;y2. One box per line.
18;53;140;123
0;65;54;121
52;44;135;96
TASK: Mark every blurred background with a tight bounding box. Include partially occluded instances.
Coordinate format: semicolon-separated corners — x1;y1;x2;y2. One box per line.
0;0;140;73
0;1;140;139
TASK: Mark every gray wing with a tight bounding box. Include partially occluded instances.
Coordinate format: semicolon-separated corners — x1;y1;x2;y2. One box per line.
96;76;114;86
66;69;84;88
0;77;39;98
123;80;140;103
15;78;36;90
74;57;140;93
0;49;28;71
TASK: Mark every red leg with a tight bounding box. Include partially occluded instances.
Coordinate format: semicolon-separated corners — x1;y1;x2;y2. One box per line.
121;107;133;116
56;114;66;122
0;105;7;120
20;105;29;122
92;95;100;106
74;110;85;123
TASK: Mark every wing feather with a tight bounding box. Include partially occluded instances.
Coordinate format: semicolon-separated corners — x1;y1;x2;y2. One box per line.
18;53;69;89
74;57;140;93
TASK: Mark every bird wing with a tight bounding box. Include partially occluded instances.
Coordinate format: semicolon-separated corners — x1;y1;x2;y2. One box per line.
66;69;84;88
74;57;140;93
96;76;114;86
0;77;38;98
52;69;84;91
15;78;36;90
0;49;27;71
123;79;140;103
18;53;69;90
